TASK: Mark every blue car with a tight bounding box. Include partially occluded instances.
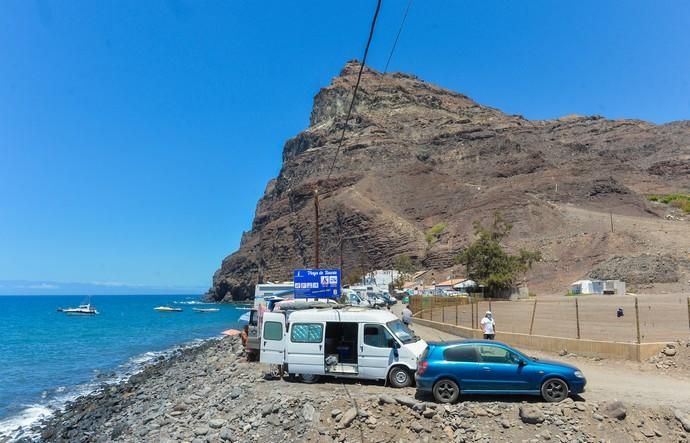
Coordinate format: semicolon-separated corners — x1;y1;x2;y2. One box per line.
415;340;586;403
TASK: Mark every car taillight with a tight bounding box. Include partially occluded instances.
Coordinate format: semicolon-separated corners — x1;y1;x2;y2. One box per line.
417;360;428;376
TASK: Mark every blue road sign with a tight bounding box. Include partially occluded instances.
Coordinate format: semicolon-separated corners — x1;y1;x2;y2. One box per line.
293;269;341;299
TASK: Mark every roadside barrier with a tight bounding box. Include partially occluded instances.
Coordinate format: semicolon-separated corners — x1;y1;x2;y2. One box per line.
409;294;690;361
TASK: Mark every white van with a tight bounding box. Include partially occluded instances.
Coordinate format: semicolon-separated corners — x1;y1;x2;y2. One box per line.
342;289;372;307
260;307;426;387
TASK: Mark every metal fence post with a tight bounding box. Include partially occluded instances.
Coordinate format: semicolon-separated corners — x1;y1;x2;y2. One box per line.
529;299;537;335
442;298;446;323
687;296;690;332
455;303;459;325
471;298;475;329
575;298;581;339
635;297;641;344
473;299;477;329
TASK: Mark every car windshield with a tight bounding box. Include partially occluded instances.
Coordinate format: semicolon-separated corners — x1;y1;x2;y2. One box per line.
386;320;418;344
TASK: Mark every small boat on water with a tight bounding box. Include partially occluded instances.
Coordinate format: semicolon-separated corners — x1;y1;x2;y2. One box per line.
57;303;99;315
57;297;99;315
238;311;250;324
192;308;220;313
154;306;183;312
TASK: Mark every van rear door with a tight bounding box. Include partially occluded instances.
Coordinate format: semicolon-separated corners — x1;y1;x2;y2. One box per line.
260;312;286;365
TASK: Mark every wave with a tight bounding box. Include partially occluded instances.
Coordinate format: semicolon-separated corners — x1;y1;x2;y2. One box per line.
0;336;220;441
0;405;52;441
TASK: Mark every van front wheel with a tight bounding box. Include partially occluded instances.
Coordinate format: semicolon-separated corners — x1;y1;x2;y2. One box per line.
300;374;320;384
388;366;412;388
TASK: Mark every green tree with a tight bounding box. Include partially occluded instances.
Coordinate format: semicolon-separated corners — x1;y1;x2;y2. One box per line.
344;267;365;286
391;255;415;289
454;213;541;293
425;223;447;245
393;255;415;275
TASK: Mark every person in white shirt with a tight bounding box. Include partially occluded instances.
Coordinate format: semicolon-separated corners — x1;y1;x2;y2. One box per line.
480;311;496;339
401;305;413;326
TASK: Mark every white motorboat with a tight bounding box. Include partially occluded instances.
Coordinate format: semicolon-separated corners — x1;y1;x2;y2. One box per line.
58;298;99;315
154;306;183;312
192;308;220;313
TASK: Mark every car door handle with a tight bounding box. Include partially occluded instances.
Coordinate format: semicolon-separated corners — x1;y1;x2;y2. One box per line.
360;345;363;352
482;367;491;371
319;345;322;351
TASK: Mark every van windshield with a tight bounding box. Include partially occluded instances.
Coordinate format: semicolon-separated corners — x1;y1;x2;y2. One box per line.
387;320;417;344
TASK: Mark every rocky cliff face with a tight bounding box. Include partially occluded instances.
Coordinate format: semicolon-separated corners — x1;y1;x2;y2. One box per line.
207;61;690;301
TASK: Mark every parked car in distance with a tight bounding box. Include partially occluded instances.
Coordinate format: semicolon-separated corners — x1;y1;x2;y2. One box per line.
415;340;586;403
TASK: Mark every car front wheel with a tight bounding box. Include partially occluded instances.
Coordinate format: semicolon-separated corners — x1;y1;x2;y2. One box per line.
432;378;460;403
541;378;569;402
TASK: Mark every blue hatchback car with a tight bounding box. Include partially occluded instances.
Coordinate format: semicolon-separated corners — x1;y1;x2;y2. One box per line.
415;340;586;403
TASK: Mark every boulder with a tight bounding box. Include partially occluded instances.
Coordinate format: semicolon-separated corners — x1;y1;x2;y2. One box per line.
674;409;690;432
378;394;396;405
193;426;209;436
662;346;677;357
338;407;358;429
208;419;226;429
603;400;627;420
395;396;418;408
519;405;545;424
219;428;235;442
302;403;316;422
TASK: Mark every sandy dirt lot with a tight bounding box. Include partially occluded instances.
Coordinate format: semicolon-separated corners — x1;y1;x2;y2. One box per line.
422;293;690;343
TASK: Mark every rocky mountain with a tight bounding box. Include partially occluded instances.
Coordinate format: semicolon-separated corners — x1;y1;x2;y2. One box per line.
207;61;690;301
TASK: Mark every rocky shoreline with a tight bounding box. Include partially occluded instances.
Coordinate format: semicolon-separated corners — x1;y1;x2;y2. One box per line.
7;336;690;442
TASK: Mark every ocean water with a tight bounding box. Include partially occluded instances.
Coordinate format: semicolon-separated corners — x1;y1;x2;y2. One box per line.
0;295;247;438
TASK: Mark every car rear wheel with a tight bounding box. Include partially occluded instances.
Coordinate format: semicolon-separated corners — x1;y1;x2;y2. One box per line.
388;366;412;388
432;378;459;403
541;378;569;402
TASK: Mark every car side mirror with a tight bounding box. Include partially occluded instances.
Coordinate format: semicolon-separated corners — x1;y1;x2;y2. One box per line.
518;359;527;366
393;341;401;349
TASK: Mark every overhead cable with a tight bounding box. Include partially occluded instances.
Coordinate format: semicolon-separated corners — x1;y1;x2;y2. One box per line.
383;0;414;74
325;0;383;181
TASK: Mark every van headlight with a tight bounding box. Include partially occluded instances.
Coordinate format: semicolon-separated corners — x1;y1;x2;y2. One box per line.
574;370;584;378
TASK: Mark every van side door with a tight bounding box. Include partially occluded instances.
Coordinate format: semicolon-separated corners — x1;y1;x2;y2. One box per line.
286;322;326;376
358;323;397;380
260;312;286;365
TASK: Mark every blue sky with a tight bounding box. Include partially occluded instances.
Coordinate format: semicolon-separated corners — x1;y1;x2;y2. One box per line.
1;1;689;293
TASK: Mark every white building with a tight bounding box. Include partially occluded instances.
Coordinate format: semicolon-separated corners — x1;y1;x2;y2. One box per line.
364;270;400;288
570;279;626;296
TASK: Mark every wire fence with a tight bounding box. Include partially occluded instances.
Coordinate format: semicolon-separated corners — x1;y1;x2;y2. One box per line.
411;294;690;344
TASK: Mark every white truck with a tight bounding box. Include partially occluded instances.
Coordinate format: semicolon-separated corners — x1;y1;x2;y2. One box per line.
260;307;426;387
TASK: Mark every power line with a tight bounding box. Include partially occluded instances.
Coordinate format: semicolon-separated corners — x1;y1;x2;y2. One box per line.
325;0;382;182
383;0;414;74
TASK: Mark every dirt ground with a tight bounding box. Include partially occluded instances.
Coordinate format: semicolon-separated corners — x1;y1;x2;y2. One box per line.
424;293;690;343
527;203;690;295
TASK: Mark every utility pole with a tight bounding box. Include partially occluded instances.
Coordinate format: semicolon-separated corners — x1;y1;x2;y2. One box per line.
314;189;320;268
339;237;344;271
